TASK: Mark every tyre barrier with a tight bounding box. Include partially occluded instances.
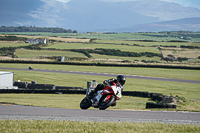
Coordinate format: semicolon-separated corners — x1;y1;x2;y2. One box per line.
27;84;55;90
13;82;85;91
122;91;176;109
0;89;85;94
150;93;164;102
146;102;176;109
122;91;150;98
13;82;28;88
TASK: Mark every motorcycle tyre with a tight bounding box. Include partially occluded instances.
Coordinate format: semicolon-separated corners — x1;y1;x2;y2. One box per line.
99;95;116;110
80;97;91;110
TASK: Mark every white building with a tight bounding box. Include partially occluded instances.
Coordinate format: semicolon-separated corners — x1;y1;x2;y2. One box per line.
26;38;47;44
0;71;15;89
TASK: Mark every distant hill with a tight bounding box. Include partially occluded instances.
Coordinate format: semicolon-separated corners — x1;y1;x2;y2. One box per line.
115;17;200;32
1;0;200;32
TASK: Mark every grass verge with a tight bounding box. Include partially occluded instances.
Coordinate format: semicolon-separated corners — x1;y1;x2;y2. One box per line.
0;120;199;133
0;94;200;112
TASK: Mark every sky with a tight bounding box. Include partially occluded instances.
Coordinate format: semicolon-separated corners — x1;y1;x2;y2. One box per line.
55;0;200;9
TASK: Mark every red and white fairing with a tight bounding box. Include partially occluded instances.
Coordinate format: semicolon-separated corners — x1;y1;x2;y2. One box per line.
91;83;122;107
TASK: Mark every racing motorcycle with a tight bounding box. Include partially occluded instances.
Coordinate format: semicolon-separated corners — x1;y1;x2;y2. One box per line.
80;82;122;110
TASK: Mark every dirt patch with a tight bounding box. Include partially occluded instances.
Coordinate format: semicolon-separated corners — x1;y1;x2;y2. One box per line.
161;48;200;58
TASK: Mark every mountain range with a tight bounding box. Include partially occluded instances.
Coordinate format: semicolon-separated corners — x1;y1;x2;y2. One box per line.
1;0;200;32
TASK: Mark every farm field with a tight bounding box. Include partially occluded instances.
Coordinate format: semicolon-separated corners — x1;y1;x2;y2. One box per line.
15;49;87;59
95;40;192;47
90;53;162;62
0;32;200;66
0;41;30;48
161;48;200;59
45;42;160;53
2;32;200;42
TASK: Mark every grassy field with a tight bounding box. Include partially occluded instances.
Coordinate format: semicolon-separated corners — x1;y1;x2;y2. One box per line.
161;48;200;59
1;33;200;65
45;42;160;53
48;37;90;43
2;32;200;42
15;49;87;59
91;53;163;62
95;40;191;47
0;120;199;133
1;63;199;81
0;94;148;110
0;41;30;48
0;93;199;111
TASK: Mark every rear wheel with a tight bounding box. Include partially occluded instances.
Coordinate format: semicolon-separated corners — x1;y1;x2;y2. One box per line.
99;95;116;110
80;97;91;109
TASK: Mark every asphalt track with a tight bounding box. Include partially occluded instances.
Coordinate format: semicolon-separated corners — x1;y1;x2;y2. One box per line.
0;105;200;125
0;67;200;84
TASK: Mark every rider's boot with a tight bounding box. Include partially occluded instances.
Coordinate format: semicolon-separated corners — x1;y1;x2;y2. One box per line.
88;91;95;99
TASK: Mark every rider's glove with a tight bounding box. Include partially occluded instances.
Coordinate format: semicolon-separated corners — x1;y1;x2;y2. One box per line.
103;78;117;85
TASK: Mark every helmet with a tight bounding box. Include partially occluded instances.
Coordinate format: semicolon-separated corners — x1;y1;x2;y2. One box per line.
117;75;126;86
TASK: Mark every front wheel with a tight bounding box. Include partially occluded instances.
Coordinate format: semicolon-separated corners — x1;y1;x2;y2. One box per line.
99;95;116;110
80;97;91;109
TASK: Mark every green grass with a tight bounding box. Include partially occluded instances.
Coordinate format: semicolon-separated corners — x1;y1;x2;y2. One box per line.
0;120;199;133
0;32;200;42
91;53;162;62
95;40;190;47
15;49;87;58
1;32;200;42
4;68;199;99
191;43;200;47
0;94;148;110
45;42;160;53
1;63;200;81
1;33;199;66
0;41;30;48
161;48;200;59
1;94;199;111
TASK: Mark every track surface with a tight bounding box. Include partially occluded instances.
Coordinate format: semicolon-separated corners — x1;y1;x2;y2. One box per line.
0;67;200;84
0;105;200;125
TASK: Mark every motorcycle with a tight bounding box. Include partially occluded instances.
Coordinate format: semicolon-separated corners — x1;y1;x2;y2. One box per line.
28;66;33;70
80;82;122;110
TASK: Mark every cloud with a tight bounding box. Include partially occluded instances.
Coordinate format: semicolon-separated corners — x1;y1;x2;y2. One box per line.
102;0;200;9
55;0;70;3
53;0;200;9
160;0;200;9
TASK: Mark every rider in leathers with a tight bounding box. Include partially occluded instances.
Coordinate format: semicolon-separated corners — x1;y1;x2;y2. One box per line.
88;75;126;105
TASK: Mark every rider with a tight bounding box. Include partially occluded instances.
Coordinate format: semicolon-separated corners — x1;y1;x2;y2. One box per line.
88;75;126;99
